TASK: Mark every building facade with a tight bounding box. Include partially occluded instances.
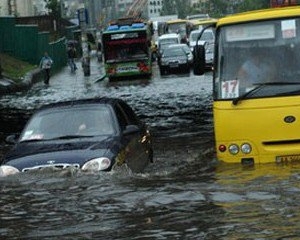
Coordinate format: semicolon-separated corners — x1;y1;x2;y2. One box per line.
0;0;48;17
148;0;163;18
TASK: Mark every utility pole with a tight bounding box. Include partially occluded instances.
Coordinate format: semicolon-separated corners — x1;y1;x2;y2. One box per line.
78;6;90;76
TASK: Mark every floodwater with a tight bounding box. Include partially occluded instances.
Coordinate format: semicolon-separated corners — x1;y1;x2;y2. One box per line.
1;63;300;239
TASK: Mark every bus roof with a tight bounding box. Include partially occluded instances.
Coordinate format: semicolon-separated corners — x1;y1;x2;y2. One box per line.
166;19;187;24
217;6;300;27
103;22;147;34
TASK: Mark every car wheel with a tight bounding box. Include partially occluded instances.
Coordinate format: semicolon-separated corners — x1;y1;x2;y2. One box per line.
160;67;166;75
185;66;190;73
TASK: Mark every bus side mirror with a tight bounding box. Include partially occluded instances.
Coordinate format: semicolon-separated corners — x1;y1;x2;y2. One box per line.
193;44;206;75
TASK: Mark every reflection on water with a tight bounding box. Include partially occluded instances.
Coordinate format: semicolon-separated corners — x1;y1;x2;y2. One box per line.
2;156;300;239
213;163;300;239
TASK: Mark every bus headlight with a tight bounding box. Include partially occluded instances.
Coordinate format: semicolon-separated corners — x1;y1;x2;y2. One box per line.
241;143;252;154
229;144;239;155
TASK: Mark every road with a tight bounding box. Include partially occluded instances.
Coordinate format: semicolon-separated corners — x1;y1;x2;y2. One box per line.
2;57;299;239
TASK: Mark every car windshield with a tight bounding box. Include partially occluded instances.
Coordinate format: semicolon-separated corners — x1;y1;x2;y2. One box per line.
163;47;185;57
190;32;200;42
214;18;300;100
159;38;178;46
201;30;214;42
191;30;213;42
20;105;116;141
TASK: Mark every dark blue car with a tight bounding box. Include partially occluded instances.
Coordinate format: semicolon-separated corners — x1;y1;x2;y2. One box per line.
0;97;153;177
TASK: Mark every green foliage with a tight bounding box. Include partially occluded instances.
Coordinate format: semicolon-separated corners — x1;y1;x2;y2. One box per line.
209;0;228;17
0;53;36;82
161;0;177;16
44;0;61;18
236;0;270;13
160;0;292;19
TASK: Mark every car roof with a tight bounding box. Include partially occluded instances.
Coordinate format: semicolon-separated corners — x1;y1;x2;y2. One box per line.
38;97;125;111
190;28;213;34
168;44;190;49
158;33;179;39
166;44;184;49
169;43;188;47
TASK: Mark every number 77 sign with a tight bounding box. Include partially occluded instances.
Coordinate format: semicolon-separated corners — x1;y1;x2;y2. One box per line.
221;80;239;98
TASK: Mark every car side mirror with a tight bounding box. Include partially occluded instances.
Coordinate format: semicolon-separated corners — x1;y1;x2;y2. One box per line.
123;125;140;135
193;44;206;75
5;134;19;144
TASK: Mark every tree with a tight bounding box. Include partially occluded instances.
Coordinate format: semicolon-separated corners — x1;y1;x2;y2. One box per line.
209;0;228;17
236;0;269;13
161;0;177;16
44;0;61;18
174;0;191;18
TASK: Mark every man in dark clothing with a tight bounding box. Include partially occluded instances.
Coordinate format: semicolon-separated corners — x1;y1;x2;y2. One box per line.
67;45;77;72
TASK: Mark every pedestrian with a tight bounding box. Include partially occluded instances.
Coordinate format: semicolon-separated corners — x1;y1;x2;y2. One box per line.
39;52;53;85
67;44;77;72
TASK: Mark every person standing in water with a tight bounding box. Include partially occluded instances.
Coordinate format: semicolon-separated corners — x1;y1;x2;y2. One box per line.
39;52;53;85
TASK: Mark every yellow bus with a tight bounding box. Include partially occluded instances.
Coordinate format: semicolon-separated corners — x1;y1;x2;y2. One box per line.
194;6;300;165
190;18;218;31
165;19;194;43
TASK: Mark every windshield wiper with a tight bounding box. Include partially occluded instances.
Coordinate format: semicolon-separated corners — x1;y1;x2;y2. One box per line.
49;135;94;140
232;84;265;105
20;138;44;143
232;82;300;105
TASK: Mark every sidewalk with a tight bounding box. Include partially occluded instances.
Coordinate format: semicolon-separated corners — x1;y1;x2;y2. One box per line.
0;55;106;95
51;55;106;84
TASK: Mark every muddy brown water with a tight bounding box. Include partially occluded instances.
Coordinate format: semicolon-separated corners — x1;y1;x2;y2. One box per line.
0;65;299;239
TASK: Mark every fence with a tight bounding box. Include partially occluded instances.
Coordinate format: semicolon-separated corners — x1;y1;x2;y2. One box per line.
0;16;79;72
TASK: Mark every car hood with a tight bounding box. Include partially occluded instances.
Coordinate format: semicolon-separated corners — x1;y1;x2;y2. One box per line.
162;55;187;61
2;136;121;170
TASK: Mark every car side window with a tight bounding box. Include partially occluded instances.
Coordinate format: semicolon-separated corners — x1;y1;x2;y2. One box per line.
114;105;128;131
118;101;140;126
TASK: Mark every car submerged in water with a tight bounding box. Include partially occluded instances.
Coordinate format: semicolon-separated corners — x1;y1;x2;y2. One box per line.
0;97;153;177
158;44;190;75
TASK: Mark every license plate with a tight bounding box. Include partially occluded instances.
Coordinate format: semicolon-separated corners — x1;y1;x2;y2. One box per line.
276;154;300;163
170;63;178;68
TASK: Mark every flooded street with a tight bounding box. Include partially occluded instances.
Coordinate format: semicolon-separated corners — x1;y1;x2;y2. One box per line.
1;62;300;239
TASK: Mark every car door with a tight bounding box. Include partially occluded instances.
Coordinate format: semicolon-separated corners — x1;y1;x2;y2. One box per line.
114;101;150;172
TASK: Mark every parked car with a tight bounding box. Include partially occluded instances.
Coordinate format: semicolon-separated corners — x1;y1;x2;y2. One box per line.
158;45;190;75
0;97;153;177
169;43;193;66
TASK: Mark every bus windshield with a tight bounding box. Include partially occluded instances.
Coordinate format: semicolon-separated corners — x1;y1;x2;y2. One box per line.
215;18;300;100
103;30;149;62
168;23;186;35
